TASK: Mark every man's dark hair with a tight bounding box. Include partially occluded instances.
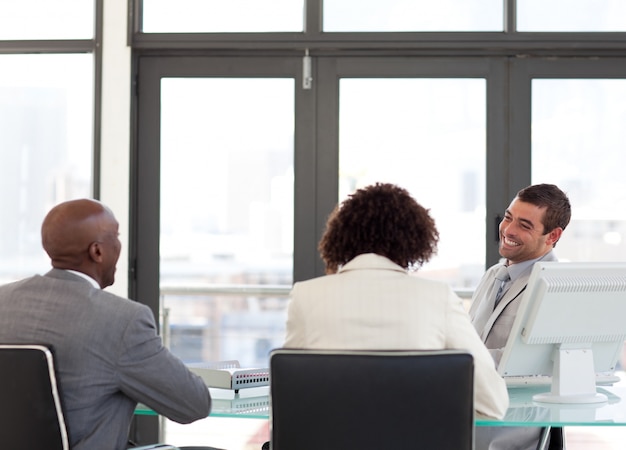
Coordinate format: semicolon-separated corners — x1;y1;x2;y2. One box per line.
516;183;571;234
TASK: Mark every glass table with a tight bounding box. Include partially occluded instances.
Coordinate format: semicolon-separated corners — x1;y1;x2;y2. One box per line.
479;385;626;427
136;385;626;426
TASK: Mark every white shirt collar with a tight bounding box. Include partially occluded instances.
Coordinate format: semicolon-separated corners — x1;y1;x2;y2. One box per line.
506;249;555;282
65;269;100;289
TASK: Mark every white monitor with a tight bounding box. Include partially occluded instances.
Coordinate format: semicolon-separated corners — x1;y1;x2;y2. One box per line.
498;261;626;404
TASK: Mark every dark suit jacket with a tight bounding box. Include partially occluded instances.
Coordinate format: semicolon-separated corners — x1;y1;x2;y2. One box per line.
0;269;210;450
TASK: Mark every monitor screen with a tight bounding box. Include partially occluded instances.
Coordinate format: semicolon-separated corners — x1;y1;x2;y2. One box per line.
497;261;626;404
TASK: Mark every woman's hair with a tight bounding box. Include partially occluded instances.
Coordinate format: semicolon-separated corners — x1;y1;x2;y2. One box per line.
318;182;439;273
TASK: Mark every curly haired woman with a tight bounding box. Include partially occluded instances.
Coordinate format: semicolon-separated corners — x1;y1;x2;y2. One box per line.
284;182;508;420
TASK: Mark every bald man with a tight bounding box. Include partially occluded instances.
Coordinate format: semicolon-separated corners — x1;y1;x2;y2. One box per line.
0;199;212;450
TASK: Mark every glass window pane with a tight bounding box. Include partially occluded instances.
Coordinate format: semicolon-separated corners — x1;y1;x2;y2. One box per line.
532;79;626;261
160;78;294;367
339;78;486;290
518;0;626;32
0;0;94;40
324;0;503;32
142;0;305;33
0;54;94;283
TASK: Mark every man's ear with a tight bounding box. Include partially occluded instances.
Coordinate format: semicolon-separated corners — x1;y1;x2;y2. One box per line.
88;241;104;263
546;227;563;247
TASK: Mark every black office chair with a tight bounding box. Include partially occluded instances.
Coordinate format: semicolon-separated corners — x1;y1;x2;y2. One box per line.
0;344;70;450
0;344;223;450
541;426;565;450
267;349;475;450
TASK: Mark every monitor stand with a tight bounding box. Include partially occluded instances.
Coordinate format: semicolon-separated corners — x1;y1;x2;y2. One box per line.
533;344;608;404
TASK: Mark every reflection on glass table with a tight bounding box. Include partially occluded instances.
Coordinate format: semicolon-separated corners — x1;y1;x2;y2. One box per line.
136;387;269;419
477;385;626;427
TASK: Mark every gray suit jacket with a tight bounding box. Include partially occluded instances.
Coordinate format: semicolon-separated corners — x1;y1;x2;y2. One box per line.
469;250;557;364
469;251;558;450
0;269;210;450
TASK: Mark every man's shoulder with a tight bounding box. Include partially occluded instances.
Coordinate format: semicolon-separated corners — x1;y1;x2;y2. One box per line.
95;288;150;312
540;250;558;262
477;263;502;282
0;275;33;289
0;274;48;296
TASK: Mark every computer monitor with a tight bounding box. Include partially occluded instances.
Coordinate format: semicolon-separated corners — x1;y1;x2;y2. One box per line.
497;261;626;404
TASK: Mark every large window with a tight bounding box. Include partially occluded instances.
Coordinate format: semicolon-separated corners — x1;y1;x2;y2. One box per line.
160;78;294;366
0;0;94;39
338;78;487;286
0;5;96;285
323;0;503;32
8;1;619;447
531;78;626;261
132;1;626;372
141;0;305;33
517;0;626;32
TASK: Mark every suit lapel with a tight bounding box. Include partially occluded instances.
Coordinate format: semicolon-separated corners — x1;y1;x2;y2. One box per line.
481;282;527;340
475;250;557;341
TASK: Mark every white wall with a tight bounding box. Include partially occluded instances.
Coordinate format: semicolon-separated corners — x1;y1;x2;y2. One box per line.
100;0;131;297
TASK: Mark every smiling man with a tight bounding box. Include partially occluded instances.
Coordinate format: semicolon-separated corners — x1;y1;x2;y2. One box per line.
469;183;571;450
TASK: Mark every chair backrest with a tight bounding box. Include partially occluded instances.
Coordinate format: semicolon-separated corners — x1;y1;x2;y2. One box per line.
0;344;70;450
269;349;474;450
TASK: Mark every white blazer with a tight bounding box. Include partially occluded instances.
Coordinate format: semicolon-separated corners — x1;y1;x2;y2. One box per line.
284;253;509;420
